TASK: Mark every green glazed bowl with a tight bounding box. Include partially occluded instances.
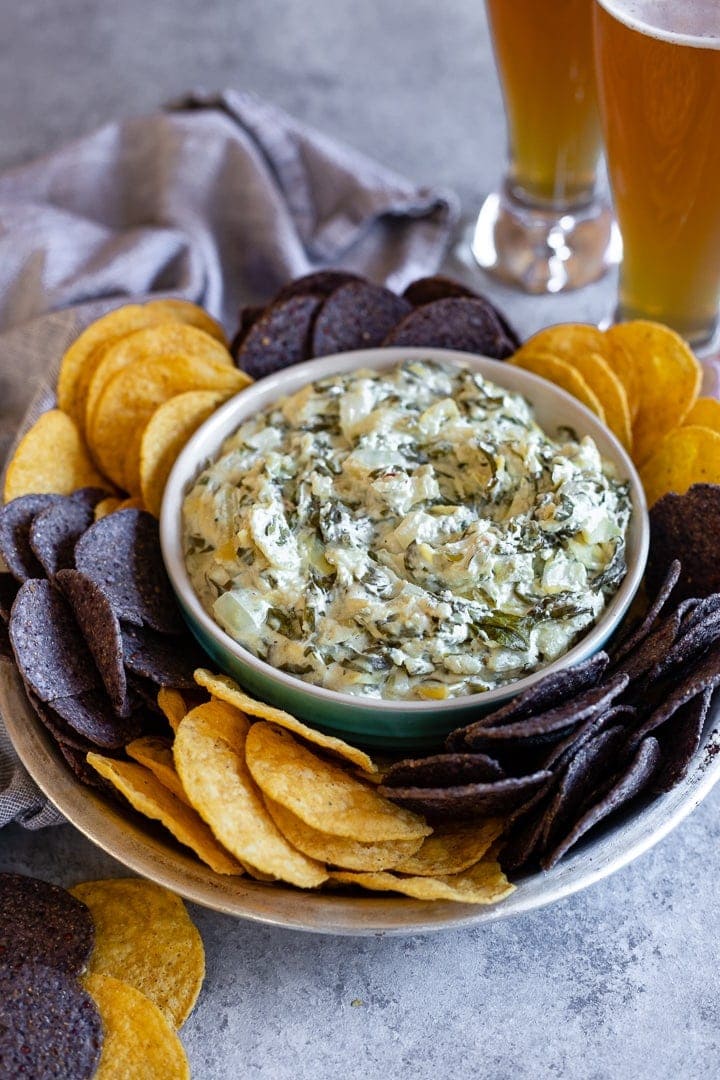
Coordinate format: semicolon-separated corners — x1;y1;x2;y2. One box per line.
160;347;648;749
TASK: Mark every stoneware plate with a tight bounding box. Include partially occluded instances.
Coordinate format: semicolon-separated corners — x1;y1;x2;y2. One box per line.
3;657;719;935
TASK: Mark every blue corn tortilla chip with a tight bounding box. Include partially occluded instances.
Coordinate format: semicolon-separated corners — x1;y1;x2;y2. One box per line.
461;674;629;747
273;270;363;303
26;690;96;753
49;690;143;750
311;281;411;356
235;294;323;379
0;962;102;1080
402;275;521;349
650;688;713;794
380;752;505;789
230;304;266;359
120;622;204;688
646;485;720;602
382;297;515;359
538;725;629;853
0;493;64;582
8;580;100;702
611;559;681;663
55;569;129;717
542;737;660;869
29;497;97;578
0;873;94;975
74;509;182;635
445;651;609;749
378;770;551;821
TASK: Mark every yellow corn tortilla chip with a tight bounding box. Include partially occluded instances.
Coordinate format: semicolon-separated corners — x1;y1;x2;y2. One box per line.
3;409;107;502
639;425;720;507
264;795;424;871
560;350;632;451
174;704;327;887
513;323;608;366
157;687;189;733
89;355;249;488
194;668;377;774
144;299;228;346
85;754;242;877
510;352;606;422
390;819;505;876
125;736;190;806
603;331;640;422
71;878;205;1029
83;973;190;1079
684;396;720;434
115;496;146;511
84;322;232;436
245;722;430;843
57;305;167;431
93;496;122;520
139;390;227;516
607;320;702;465
331;860;515;904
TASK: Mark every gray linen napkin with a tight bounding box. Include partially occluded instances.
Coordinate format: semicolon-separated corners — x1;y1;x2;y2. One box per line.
0;90;459;828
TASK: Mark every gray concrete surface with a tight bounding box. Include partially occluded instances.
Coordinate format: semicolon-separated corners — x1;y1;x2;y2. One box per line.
0;2;718;1078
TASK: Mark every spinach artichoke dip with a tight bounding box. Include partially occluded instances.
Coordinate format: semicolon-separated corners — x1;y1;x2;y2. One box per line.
183;360;631;700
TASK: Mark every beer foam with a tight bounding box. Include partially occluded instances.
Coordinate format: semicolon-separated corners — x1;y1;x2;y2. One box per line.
597;1;720;48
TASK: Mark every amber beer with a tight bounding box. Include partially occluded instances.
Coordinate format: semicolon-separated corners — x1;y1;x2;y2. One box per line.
594;1;720;345
485;0;602;208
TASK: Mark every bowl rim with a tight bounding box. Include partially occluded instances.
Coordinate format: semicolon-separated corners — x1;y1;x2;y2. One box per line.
160;346;649;716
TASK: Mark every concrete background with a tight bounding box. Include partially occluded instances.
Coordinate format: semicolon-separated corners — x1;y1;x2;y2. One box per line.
1;2;718;1077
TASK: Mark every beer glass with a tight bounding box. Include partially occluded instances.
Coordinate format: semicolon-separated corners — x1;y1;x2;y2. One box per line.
473;0;617;293
594;1;720;348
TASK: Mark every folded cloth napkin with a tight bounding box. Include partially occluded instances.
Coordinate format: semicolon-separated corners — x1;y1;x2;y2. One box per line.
0;89;459;829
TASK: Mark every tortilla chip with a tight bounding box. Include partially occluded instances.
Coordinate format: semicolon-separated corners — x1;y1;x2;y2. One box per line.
85;755;242;876
607;320;701;464
143;299;228;345
245;722;430;843
71;878;205;1031
157;688;188;733
57;305;166;431
390;819;505;876
510;352;606;422
194;668;377;773
125;736;190;805
174;705;327;887
263;796;424;871
639;426;720;506
89;356;249;489
84;322;232;440
566;350;632;450
331;860;514;904
684;397;720;434
94;497;122;520
83;973;190;1078
139;391;227;516
4;410;107;502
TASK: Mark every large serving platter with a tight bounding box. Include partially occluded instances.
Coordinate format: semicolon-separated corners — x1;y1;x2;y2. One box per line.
4;660;719;935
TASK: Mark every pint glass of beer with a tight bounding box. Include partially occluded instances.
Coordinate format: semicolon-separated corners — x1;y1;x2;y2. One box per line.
472;0;617;293
594;2;720;347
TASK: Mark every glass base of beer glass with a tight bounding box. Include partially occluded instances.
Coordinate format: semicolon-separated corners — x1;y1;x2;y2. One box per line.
471;187;620;294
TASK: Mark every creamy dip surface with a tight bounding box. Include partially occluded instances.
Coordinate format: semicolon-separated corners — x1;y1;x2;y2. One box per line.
183;360;631;700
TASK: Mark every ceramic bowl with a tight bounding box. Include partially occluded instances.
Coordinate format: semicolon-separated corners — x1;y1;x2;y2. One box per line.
160;347;648;748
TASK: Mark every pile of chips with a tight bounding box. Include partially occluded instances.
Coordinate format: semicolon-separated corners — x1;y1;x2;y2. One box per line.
379;539;720;873
84;670;514;904
0;492;206;785
510;320;720;506
0;873;201;1078
4;299;250;515
231;271;520;378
